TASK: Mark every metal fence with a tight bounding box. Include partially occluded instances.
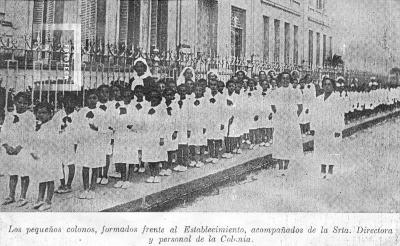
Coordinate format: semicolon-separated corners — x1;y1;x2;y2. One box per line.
0;35;391;110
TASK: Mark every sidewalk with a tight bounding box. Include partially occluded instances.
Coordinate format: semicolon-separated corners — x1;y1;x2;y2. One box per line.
1;109;399;212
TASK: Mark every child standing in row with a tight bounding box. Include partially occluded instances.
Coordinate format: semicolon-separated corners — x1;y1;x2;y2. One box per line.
1;92;35;207
143;90;168;183
112;88;138;189
205;79;225;163
75;90;104;199
160;87;179;176
53;94;79;194
187;84;208;168
174;84;190;172
96;85;114;185
31;102;61;211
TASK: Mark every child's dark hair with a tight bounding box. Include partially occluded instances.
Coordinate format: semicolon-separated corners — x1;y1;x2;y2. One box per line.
62;93;78;106
322;77;336;91
85;89;98;99
122;88;134;100
14;92;31;104
198;78;207;85
97;84;109;93
163;87;175;97
226;80;235;88
34;101;54;114
277;72;292;85
146;89;162;102
133;85;144;94
248;78;256;86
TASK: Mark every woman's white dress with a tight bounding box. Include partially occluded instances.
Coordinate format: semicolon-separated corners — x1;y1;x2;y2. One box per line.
271;86;303;160
311;93;345;166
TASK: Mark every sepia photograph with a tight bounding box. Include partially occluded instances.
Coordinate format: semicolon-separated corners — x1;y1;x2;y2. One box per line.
0;0;399;215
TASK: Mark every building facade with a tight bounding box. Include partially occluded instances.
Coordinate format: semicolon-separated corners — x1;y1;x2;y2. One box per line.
2;0;398;74
98;0;333;68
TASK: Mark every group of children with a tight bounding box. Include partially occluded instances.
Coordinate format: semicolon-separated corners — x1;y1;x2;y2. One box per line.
1;64;399;210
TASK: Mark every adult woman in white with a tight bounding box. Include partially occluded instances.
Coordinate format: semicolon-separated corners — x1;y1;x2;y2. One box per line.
271;72;303;176
311;77;345;179
129;57;154;90
177;67;196;86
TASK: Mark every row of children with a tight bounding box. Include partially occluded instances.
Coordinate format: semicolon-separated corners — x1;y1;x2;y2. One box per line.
1;63;398;210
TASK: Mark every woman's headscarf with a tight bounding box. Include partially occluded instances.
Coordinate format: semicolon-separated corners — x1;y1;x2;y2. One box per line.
207;69;219;81
177;67;195;86
131;57;152;90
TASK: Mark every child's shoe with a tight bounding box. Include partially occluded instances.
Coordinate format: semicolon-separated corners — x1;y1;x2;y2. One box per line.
153;176;161;183
189;161;197;167
236;149;243;154
165;169;172;176
16;198;28;207
195;161;205;168
159;169;167;176
121;181;132;189
100;178;109;185
113;181;124;188
78;190;89;199
55;185;67;194
86;190;95;199
38;203;51;211
2;197;15;205
33;200;45;209
138;167;146;173
96;177;102;184
146;176;155;183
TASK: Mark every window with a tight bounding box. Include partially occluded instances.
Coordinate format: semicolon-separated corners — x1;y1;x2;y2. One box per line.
316;32;320;66
119;0;140;48
323;34;327;66
263;16;270;62
284;22;290;65
308;30;313;67
274;19;280;63
293;25;298;65
198;0;218;57
316;0;324;9
150;0;168;52
231;7;246;58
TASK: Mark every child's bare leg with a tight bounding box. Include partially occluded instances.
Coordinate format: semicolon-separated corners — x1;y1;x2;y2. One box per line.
37;182;46;202
90;168;99;190
45;181;55;204
8;175;18;199
82;167;90;191
66;164;75;188
20;176;29;199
